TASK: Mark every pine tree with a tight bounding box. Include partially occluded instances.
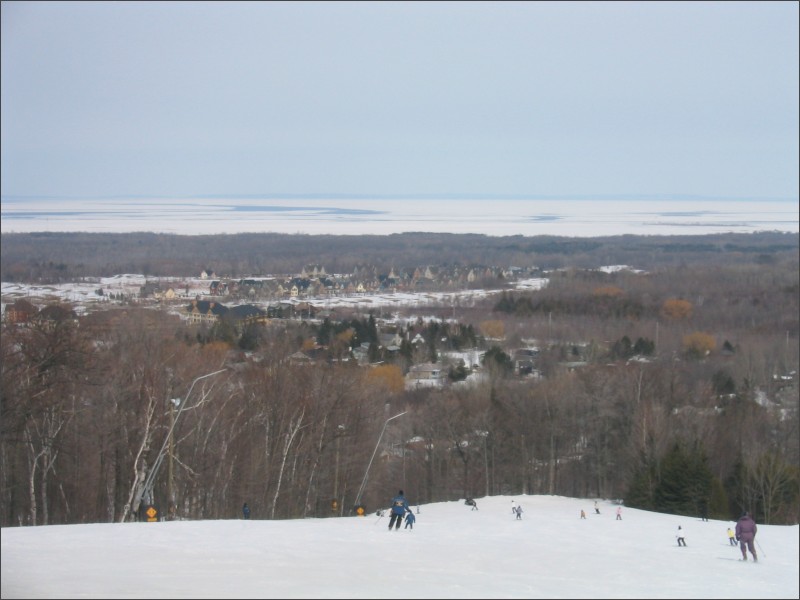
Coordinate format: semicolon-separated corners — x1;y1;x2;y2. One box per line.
653;441;713;517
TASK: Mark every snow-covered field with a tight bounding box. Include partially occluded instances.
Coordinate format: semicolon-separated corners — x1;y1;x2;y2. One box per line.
2;494;797;599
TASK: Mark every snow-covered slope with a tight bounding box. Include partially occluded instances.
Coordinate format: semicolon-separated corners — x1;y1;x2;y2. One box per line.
2;495;797;599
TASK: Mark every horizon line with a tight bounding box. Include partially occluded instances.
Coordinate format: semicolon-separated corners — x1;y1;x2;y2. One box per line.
2;193;798;203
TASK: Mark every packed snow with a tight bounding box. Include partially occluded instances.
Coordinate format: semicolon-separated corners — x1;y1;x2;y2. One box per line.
1;495;797;599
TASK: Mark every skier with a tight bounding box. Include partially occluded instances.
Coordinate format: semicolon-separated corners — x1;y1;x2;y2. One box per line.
735;511;758;561
242;503;250;520
465;498;478;510
616;506;622;520
580;510;586;519
676;525;687;547
388;490;410;531
404;509;416;530
511;500;516;515
515;505;523;520
727;527;737;546
594;500;600;515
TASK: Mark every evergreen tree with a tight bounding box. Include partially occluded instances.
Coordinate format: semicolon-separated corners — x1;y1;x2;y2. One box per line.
317;317;333;346
708;477;729;520
427;337;438;363
448;360;469;382
712;370;736;395
624;457;658;511
238;322;261;351
367;313;378;345
368;341;381;363
633;337;655;356
482;346;513;377
611;336;633;360
654;443;692;514
653;441;713;517
685;441;714;517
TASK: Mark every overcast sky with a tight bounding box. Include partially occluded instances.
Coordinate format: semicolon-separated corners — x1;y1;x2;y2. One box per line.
1;1;798;201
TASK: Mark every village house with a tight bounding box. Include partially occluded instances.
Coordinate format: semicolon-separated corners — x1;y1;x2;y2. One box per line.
185;299;228;324
404;362;449;390
3;299;38;324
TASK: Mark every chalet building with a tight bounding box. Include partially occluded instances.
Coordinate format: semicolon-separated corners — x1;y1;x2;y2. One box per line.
140;282;177;300
227;304;268;325
289;351;313;365
379;332;403;350
4;299;38;324
293;302;317;319
352;343;372;365
185;299;228;324
33;304;78;331
405;363;448;390
512;348;539;376
209;281;230;296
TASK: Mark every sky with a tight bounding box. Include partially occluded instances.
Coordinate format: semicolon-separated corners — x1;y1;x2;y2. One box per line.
1;495;798;599
1;1;798;202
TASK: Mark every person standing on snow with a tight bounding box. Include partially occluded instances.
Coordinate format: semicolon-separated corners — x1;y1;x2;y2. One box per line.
242;503;250;520
727;527;737;546
511;500;516;515
616;506;622;520
404;510;416;530
388;490;410;531
676;525;687;547
515;505;523;520
735;511;758;561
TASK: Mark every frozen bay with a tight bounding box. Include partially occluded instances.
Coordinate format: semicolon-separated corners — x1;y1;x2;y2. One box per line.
2;196;798;237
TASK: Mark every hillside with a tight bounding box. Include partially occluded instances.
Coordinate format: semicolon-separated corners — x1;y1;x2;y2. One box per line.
2;495;798;599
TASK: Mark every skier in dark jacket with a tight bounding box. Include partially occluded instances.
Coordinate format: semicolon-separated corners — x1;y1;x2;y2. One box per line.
404;510;416;530
242;503;250;520
735;511;758;561
388;490;410;530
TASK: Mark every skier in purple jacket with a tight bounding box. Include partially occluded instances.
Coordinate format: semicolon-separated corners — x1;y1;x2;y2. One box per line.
735;511;758;561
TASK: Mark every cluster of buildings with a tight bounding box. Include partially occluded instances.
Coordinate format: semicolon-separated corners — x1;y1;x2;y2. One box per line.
159;263;536;302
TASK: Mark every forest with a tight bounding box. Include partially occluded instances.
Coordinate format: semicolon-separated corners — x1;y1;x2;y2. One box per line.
0;231;798;527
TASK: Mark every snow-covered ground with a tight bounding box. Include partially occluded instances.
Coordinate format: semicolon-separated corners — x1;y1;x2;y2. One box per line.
2;494;797;599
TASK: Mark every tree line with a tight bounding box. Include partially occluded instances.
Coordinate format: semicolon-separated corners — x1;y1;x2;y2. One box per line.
0;233;797;527
2;231;797;281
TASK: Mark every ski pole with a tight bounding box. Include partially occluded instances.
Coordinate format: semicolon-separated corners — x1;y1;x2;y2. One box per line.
374;510;385;524
756;539;766;558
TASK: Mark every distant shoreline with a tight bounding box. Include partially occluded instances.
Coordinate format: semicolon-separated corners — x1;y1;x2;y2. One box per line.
3;193;798;202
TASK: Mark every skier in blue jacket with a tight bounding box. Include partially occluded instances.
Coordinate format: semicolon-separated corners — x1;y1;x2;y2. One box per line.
404;510;416;530
388;490;410;530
